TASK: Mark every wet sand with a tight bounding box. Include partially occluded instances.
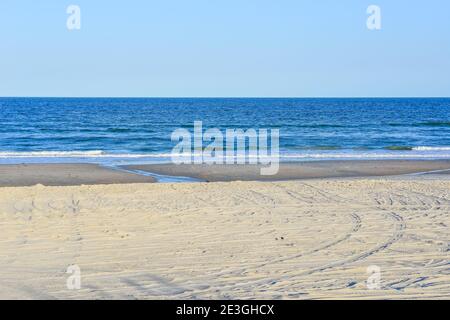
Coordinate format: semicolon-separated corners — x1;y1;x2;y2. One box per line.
123;160;450;182
1;160;450;187
0;164;155;186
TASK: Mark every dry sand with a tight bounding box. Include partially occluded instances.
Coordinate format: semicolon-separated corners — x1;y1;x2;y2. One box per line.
0;178;449;299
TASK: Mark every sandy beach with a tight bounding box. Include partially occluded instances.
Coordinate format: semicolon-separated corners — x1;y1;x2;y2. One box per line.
0;161;449;300
2;0;450;305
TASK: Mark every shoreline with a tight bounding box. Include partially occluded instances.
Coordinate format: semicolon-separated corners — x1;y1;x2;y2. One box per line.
1;160;450;187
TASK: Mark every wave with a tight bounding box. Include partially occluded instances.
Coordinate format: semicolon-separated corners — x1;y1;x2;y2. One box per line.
0;151;105;158
388;121;450;127
0;151;172;158
412;146;450;151
106;128;133;133
299;124;347;129
420;121;450;127
384;146;413;151
1;147;450;161
287;146;342;151
383;146;450;151
280;153;450;159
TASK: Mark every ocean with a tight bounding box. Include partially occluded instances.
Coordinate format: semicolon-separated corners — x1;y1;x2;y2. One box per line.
1;97;450;165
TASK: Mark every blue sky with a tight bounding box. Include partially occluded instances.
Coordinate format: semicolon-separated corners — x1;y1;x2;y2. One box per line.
0;0;449;97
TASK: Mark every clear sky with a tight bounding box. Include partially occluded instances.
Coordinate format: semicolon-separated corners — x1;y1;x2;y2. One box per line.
1;0;449;97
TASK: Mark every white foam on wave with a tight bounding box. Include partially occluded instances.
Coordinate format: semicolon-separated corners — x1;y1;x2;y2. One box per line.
0;151;105;158
280;153;450;159
412;146;450;151
0;151;173;158
1;148;450;161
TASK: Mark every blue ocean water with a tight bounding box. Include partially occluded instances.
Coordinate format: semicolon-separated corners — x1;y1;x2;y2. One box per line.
1;97;450;164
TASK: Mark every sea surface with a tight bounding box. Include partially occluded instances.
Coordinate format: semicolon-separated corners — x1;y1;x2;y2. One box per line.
1;98;450;165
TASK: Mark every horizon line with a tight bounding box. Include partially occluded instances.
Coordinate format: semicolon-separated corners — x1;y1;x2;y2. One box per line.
1;96;450;99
